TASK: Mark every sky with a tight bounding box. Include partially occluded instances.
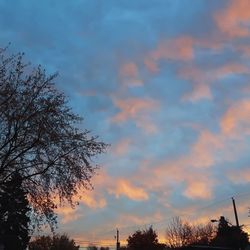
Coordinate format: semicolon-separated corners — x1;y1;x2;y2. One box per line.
1;0;250;248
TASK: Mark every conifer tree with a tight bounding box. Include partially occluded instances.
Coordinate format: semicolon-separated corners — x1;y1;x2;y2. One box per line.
0;172;31;250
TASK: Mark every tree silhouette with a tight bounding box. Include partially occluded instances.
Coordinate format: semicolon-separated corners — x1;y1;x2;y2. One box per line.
127;226;165;250
0;48;107;228
0;172;30;250
211;216;249;249
166;217;215;248
87;246;98;250
29;234;79;250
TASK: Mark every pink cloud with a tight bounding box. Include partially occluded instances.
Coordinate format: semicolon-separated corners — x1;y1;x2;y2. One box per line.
179;62;249;102
135;130;225;200
182;83;212;102
144;35;226;74
241;85;250;94
111;97;159;132
112;138;131;156
189;130;224;168
119;62;143;87
237;44;250;56
120;62;138;78
144;36;194;73
220;100;250;135
152;161;214;200
179;65;213;101
228;168;250;184
144;58;159;73
152;36;194;60
214;0;250;38
215;63;249;76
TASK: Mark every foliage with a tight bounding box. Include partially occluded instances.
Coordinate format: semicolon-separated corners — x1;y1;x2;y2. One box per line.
0;172;31;250
0;48;107;228
166;217;215;248
127;226;166;250
87;246;98;250
211;216;249;249
29;234;79;250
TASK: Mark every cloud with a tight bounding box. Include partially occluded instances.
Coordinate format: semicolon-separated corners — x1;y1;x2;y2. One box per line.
183;178;214;200
179;62;249;102
57;205;82;224
120;62;138;78
81;195;107;209
75;169;149;205
237;44;250;57
112;138;131;156
119;62;143;87
108;179;149;201
152;162;214;200
111;97;159;132
220;99;250;135
228;168;250;184
214;0;250;38
182;83;212;102
136;130;225;200
143;34;225;74
215;62;249;76
144;36;194;73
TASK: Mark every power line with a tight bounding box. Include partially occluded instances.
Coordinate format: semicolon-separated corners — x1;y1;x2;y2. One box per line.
75;191;250;246
96;192;250;238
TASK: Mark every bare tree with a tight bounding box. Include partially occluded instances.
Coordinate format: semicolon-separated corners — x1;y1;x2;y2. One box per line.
0;48;107;228
166;217;193;248
166;217;215;248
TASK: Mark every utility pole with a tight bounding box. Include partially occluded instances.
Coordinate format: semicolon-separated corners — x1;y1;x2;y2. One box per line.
232;197;240;227
116;228;120;250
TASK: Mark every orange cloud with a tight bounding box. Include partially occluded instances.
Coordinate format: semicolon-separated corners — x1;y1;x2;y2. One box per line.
111;97;159;132
220;100;250;135
57;205;82;224
81;195;107;209
215;0;250;38
184;178;213;200
79;169;149;203
108;179;149;201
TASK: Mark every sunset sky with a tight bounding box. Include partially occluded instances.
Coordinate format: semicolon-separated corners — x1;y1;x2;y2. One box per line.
1;0;250;248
